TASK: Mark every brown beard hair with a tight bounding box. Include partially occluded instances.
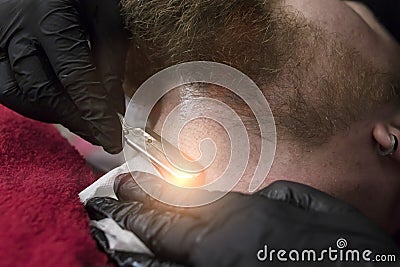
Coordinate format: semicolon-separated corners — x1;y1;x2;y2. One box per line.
121;0;400;147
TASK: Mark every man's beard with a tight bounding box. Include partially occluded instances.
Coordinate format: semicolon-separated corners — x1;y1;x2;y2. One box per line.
121;0;400;147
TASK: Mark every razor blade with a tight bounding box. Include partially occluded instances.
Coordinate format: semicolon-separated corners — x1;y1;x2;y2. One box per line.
118;114;204;182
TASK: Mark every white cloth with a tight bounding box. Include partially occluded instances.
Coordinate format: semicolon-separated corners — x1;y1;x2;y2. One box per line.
79;152;160;254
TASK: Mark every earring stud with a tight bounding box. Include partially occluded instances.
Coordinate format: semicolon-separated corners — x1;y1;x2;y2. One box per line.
377;134;398;156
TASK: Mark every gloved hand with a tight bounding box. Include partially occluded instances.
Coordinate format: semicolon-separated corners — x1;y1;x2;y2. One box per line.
86;172;400;267
0;0;129;154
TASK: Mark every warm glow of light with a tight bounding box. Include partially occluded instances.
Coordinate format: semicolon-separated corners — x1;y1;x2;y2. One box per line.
154;164;205;188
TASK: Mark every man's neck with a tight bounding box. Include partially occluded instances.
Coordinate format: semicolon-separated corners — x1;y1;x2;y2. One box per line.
264;129;400;234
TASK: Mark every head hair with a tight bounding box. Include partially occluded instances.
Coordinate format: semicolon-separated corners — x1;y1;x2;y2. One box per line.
121;0;399;146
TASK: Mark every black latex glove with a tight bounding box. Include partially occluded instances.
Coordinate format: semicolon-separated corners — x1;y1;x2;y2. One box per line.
0;0;129;153
86;172;400;267
90;226;183;267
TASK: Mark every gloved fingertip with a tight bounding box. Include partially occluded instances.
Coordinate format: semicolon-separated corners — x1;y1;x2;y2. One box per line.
103;143;123;154
114;173;133;192
91;123;123;154
85;197;121;220
86;197;119;207
115;172;153;203
258;181;355;213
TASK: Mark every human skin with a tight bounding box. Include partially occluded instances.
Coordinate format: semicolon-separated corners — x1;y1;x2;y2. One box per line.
265;0;400;234
124;0;400;234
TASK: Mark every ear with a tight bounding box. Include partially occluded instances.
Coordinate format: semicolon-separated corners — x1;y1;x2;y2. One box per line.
372;123;400;159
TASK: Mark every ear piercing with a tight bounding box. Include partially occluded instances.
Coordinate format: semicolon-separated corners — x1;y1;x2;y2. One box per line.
377;134;398;156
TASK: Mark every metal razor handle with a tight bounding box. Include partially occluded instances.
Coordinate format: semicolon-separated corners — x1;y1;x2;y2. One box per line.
119;114;204;181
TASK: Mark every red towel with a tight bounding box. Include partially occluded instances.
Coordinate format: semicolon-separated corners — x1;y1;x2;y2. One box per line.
0;105;398;267
0;106;108;267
